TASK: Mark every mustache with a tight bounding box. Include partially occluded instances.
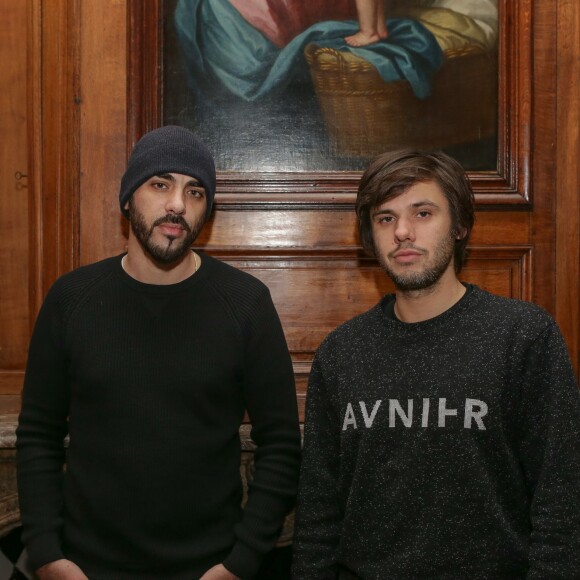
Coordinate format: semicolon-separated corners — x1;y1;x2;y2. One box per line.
152;214;191;233
388;244;425;259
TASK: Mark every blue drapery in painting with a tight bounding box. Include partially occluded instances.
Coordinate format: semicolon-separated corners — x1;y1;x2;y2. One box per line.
174;0;444;101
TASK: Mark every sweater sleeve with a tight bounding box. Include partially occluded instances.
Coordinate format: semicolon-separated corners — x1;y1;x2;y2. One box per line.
291;353;342;579
222;287;301;579
16;285;70;571
516;322;580;578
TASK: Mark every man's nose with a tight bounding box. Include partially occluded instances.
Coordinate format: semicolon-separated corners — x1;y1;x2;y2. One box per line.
394;218;414;243
165;189;186;214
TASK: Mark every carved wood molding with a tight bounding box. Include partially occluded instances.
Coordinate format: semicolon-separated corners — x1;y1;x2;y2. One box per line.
465;245;532;302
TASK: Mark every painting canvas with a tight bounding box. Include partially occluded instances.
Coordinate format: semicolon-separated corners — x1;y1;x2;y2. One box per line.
163;0;498;172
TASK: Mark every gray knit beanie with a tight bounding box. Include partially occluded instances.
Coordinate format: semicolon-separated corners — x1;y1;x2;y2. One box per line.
119;126;216;219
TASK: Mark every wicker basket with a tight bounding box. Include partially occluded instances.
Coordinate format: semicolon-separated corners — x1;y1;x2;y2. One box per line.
305;43;497;157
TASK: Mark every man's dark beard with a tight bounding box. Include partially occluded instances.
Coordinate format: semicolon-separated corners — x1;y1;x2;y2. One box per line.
128;200;205;265
377;233;455;292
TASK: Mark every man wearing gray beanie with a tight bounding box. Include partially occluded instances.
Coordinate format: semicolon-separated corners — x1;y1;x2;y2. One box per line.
17;126;301;580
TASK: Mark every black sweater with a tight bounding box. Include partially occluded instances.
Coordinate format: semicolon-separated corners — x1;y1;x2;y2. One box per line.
292;286;580;579
17;253;301;579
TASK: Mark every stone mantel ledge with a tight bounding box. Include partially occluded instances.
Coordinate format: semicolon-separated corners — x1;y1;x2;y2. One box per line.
0;415;18;450
0;413;19;538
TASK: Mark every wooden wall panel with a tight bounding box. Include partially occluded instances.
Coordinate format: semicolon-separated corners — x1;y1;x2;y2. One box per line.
197;210;531;251
230;258;391;355
556;0;580;370
530;0;557;319
0;0;29;395
197;211;360;251
0;0;83;400
79;0;128;266
34;0;81;293
219;244;532;416
219;248;532;355
1;0;576;405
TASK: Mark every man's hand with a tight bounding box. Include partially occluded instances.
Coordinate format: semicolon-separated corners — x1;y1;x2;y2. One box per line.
199;563;241;580
36;559;89;579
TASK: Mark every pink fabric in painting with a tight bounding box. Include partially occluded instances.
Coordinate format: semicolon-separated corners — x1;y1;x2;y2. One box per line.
228;0;356;47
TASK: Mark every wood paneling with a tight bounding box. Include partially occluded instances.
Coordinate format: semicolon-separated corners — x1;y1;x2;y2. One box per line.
0;0;83;397
34;0;82;290
215;247;531;358
79;0;128;266
0;0;30;394
556;0;580;369
1;0;578;406
195;210;531;251
216;244;532;415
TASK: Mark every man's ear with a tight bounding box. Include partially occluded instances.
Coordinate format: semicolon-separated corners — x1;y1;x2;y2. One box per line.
124;200;130;211
455;227;467;240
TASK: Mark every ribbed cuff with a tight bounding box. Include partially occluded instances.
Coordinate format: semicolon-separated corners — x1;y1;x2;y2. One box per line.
26;533;65;572
222;541;263;580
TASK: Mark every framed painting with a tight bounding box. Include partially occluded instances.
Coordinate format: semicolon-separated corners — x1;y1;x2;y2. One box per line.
128;0;532;207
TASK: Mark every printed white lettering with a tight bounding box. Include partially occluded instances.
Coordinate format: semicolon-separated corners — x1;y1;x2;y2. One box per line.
421;398;430;427
342;402;358;431
341;397;488;430
359;400;382;428
464;398;488;430
389;399;413;428
438;398;458;427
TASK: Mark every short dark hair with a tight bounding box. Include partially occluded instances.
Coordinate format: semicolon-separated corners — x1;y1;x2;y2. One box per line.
355;150;475;273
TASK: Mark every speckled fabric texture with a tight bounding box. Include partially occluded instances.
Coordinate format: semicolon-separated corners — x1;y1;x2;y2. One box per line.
292;286;580;579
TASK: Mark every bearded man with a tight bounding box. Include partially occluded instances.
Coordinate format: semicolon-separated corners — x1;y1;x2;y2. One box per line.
292;151;580;579
17;126;301;580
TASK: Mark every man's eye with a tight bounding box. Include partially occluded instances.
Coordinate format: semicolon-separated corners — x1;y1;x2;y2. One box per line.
188;189;205;198
417;211;431;218
378;216;394;223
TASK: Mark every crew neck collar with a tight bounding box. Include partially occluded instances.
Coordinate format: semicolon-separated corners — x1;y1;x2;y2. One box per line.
115;250;210;294
381;283;476;329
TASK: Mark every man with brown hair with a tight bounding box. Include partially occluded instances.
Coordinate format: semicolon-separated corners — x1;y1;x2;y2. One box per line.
292;151;580;579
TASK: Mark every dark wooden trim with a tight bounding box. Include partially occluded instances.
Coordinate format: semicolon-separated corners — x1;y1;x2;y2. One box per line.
28;0;43;321
493;0;533;205
126;0;163;152
556;0;580;375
